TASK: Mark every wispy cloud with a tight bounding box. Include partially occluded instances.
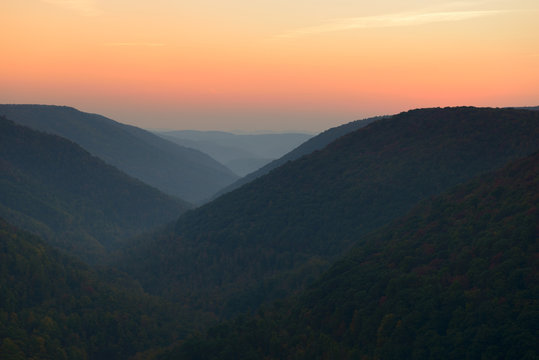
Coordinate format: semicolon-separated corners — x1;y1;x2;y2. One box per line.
277;8;509;38
41;0;100;16
104;42;166;47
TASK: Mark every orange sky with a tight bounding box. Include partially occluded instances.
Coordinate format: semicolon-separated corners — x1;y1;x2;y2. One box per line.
2;0;538;131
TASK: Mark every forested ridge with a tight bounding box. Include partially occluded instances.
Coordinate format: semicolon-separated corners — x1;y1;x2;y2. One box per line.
216;115;383;196
0;105;238;203
1;106;538;359
0;117;189;263
163;150;539;360
116;107;539;319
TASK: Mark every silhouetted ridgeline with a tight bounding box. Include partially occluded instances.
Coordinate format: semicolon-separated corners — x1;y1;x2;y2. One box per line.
0;105;238;203
160;148;539;360
514;105;539;111
115;107;539;320
0;117;189;263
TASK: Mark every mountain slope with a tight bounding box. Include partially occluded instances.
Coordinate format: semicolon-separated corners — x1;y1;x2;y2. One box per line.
0;105;238;203
0;218;195;360
155;130;312;176
216;115;382;196
116;107;539;318
0;117;189;263
168;150;539;360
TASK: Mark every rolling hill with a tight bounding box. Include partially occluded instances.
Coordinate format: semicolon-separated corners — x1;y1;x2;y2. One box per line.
115;107;539;319
167;149;539;360
0;105;238;203
0;117;190;263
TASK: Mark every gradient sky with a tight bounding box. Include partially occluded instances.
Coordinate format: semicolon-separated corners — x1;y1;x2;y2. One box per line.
2;0;538;132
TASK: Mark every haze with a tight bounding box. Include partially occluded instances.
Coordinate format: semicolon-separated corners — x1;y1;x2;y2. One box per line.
2;0;538;132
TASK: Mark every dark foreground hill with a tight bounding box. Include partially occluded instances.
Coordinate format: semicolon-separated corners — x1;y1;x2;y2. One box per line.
0;105;238;203
0;218;196;360
116;107;539;319
0;117;189;263
216;115;382;196
166;150;539;360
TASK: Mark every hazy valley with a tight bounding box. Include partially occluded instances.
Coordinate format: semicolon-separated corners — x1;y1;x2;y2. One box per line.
1;105;538;359
154;130;313;177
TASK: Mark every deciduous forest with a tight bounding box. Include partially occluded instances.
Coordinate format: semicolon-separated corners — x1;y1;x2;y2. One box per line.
1;106;538;359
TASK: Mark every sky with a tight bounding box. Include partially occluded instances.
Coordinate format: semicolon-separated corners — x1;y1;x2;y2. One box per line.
2;0;538;132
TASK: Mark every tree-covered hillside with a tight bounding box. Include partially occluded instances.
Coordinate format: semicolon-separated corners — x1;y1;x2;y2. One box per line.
163;149;539;360
0;105;238;203
116;107;539;319
216;115;382;197
0;117;189;263
0;219;197;360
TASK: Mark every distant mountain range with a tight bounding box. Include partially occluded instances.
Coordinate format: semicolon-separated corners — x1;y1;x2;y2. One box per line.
216;115;384;197
154;130;312;176
0;105;238;203
515;105;539;111
115;107;539;319
0;117;189;263
165;146;539;360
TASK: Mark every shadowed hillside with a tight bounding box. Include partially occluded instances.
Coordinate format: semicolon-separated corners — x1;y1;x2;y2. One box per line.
116;107;539;319
0;105;238;203
0;218;197;360
166;150;539;360
0;117;189;263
